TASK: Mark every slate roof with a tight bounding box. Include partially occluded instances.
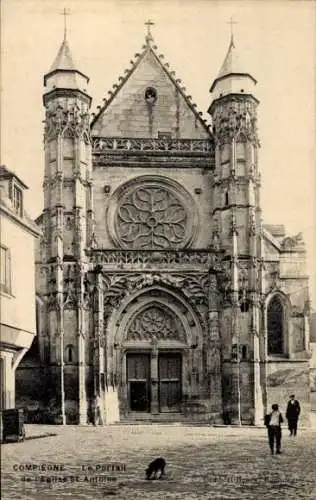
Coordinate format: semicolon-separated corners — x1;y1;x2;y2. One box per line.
210;35;257;92
49;38;77;72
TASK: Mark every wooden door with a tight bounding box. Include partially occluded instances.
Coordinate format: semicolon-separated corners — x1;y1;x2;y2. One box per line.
158;353;182;413
127;354;150;412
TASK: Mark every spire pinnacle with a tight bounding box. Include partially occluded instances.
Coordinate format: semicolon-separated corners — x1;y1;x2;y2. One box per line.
227;16;238;48
60;7;71;41
145;19;155;45
44;7;90;91
209;20;257;97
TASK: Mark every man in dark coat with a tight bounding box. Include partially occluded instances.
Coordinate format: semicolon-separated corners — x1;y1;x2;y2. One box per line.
286;394;301;437
264;404;284;455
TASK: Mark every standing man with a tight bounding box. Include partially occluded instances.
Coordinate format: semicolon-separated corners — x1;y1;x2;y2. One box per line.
264;404;284;455
286;394;301;437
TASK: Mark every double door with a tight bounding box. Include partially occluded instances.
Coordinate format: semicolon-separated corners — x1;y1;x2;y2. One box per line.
127;353;181;413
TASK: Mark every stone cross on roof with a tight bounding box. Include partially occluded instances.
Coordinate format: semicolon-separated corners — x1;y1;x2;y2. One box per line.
227;16;238;45
60;7;71;41
145;19;155;45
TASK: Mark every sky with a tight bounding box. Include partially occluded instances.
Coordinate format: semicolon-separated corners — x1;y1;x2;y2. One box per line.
1;0;316;306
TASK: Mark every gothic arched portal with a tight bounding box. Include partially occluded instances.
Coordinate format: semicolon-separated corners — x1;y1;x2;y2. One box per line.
106;285;204;415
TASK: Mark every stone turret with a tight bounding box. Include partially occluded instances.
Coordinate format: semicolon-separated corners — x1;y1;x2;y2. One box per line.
209;35;264;425
40;34;93;424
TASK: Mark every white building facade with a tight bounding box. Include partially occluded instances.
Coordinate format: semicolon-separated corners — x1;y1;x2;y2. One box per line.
0;166;40;410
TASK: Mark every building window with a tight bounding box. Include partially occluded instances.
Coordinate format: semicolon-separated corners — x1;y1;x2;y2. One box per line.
0;246;11;294
267;295;284;355
145;87;157;104
66;344;74;363
12;185;23;216
225;191;229;206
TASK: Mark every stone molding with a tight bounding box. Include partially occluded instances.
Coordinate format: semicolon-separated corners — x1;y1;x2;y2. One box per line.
90;249;219;269
92;137;213;155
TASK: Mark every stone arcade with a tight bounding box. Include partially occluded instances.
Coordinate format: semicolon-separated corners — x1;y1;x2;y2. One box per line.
16;25;311;425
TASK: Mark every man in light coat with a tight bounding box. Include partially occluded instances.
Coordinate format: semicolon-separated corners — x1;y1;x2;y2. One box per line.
265;404;284;455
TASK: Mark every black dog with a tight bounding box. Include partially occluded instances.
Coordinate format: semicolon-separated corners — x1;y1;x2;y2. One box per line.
145;457;166;480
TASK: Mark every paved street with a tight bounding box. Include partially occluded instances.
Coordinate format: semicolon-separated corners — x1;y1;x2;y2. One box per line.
1;423;316;499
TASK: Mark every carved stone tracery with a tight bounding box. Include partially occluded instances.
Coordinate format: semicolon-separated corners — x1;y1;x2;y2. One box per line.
108;177;198;250
92;137;212;154
101;272;209;333
44;101;91;141
117;186;187;249
91;249;218;267
212;97;259;146
126;306;185;342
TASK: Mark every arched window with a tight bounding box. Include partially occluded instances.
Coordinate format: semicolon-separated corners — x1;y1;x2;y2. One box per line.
66;344;74;363
267;296;284;355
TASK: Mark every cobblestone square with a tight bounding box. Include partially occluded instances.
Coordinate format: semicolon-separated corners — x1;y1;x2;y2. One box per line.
1;424;316;499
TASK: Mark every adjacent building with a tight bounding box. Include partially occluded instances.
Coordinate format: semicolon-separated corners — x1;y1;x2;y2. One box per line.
0;166;40;410
16;26;312;425
310;311;316;412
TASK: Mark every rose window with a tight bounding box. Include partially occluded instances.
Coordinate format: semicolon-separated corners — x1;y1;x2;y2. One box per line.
108;177;197;249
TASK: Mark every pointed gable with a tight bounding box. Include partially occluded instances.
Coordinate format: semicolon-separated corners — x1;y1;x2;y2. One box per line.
91;44;211;139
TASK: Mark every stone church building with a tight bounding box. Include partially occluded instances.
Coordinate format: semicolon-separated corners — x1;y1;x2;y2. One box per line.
16;25;311;425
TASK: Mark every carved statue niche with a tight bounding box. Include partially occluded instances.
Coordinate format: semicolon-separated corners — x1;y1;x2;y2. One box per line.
249;211;256;236
269;267;281;292
217;267;231;303
83;276;95;309
89;233;98;249
63;265;77;310
238;268;249;311
210;230;220;251
47;270;57;311
231;212;238;235
209;274;219;311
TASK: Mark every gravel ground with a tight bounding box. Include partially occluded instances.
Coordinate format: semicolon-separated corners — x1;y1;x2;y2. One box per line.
1;423;315;499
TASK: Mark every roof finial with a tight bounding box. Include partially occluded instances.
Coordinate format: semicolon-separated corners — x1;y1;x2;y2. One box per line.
60;7;71;41
145;19;155;45
227;16;238;47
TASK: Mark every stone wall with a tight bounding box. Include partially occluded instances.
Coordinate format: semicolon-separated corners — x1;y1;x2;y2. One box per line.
265;361;310;426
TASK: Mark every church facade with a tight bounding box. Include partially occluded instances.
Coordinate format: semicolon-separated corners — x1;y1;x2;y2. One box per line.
16;26;311;425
